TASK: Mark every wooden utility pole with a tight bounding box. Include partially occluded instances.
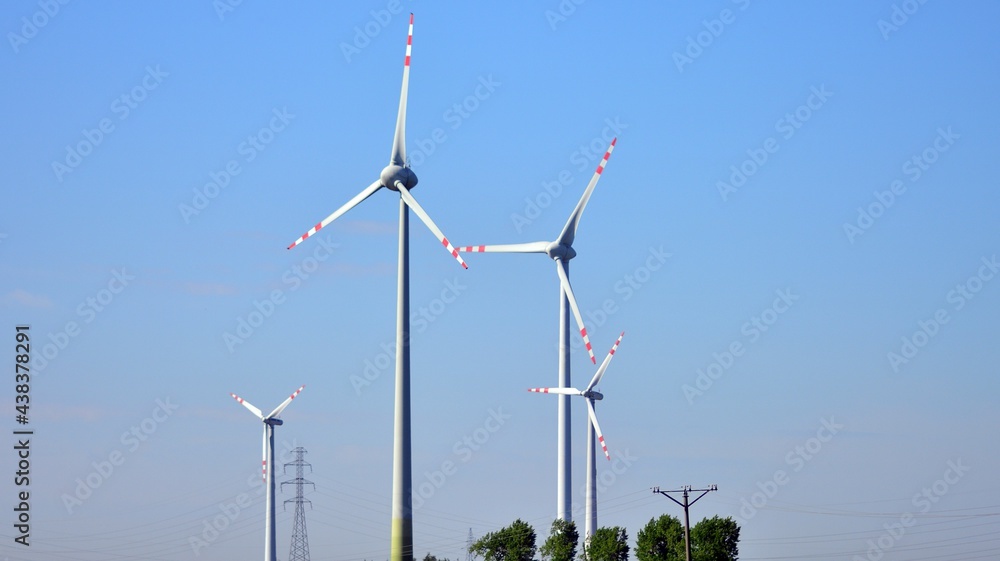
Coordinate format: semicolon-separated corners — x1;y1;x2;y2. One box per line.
652;485;718;561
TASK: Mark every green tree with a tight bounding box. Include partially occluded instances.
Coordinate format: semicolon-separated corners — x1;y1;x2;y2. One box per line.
470;519;537;561
635;515;685;561
584;526;629;561
423;554;451;561
540;519;579;561
691;516;739;561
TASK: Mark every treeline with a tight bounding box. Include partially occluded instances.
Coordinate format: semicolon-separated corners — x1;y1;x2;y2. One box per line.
421;514;740;561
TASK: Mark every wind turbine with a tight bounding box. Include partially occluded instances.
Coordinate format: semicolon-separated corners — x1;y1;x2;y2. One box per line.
529;332;624;542
286;14;465;561
230;385;305;561
458;137;616;521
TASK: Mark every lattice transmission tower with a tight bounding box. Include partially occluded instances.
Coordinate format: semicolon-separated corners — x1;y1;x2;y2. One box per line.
282;447;315;561
466;528;475;561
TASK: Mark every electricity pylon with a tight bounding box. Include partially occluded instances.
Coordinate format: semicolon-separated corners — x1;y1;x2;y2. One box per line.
283;447;315;561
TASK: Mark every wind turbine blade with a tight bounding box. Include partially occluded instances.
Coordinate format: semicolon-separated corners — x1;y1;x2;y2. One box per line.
556;138;616;247
457;241;550;254
288;180;383;249
586;399;610;460
585;331;624;393
390;13;414;166
397;183;469;269
266;385;305;419
261;430;268;482
555;260;596;363
230;392;263;420
528;387;582;396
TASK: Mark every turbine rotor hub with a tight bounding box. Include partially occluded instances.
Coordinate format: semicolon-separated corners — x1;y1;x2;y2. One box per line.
381;164;418;191
546;242;576;261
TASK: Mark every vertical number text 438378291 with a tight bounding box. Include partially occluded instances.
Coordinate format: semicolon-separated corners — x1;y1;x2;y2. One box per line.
15;326;30;424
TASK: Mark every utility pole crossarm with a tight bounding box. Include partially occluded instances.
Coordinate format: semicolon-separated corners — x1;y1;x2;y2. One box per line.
651;487;686;508
688;487;715;507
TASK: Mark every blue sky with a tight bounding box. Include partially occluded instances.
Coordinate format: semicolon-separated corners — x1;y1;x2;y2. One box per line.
3;1;999;560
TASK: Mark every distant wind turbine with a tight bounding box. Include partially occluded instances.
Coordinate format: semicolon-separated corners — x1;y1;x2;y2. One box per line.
530;332;624;541
458;138;617;521
231;385;305;561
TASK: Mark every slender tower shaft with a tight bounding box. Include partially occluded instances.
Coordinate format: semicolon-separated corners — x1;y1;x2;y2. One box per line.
391;200;414;561
557;258;572;522
585;416;597;541
265;423;277;561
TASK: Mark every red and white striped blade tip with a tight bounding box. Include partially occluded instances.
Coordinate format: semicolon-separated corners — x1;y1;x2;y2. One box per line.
441;238;469;269
288;222;327;249
528;387;580;395
404;14;413;67
231;393;262;416
609;332;625;354
580;327;596;363
594;138;616;175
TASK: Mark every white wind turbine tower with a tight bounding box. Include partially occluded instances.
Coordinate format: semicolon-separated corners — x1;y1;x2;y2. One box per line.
530;332;624;541
230;385;305;561
286;14;466;561
458;138;617;521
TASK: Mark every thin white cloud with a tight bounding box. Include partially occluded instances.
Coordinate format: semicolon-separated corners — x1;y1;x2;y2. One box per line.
184;282;239;296
342;220;397;235
330;262;395;277
3;289;53;308
31;404;108;422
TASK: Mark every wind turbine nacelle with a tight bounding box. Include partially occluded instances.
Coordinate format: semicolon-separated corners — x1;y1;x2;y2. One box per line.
588;391;603;401
546;242;576;261
381;164;418;191
266;418;284;426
